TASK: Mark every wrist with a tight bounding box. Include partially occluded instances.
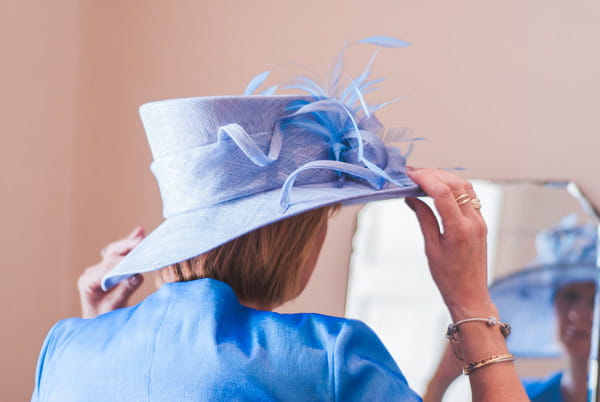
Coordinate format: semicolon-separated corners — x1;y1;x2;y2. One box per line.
446;299;499;322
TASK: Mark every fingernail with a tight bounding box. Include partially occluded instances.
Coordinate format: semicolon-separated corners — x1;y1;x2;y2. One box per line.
406;166;417;172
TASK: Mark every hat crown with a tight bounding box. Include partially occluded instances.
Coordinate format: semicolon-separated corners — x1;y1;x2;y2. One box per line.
140;96;305;159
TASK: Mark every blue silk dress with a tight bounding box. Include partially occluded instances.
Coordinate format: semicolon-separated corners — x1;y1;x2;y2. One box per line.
522;372;563;402
33;278;421;401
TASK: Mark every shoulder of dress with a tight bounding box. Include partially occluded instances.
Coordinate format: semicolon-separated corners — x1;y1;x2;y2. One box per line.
48;317;86;339
268;310;368;331
36;317;86;367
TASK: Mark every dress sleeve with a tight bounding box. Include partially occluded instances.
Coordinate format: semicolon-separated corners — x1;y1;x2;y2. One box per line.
31;318;83;402
332;319;422;402
521;372;563;402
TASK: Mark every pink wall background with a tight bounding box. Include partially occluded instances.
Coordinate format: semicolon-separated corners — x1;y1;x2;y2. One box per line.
2;0;599;399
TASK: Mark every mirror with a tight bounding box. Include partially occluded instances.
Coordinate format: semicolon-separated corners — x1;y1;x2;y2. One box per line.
346;180;600;400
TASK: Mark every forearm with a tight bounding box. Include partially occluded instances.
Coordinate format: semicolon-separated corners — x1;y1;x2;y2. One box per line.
448;303;528;402
423;342;463;402
423;376;456;402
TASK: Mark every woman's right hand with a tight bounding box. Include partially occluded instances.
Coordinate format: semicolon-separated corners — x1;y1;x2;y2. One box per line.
77;226;146;319
405;168;493;321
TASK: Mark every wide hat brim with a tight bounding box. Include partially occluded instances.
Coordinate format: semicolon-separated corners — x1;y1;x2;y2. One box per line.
102;179;422;290
489;264;599;358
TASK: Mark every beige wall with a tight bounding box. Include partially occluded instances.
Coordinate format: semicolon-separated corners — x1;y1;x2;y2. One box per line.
1;0;81;398
3;0;600;399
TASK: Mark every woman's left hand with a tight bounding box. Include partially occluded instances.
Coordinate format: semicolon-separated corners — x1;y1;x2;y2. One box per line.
405;168;491;320
77;226;145;319
406;168;528;401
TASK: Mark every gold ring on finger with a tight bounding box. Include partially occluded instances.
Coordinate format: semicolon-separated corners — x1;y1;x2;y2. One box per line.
456;193;471;206
471;198;482;209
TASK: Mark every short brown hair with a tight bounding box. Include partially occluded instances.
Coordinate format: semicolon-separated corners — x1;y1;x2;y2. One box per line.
161;205;338;308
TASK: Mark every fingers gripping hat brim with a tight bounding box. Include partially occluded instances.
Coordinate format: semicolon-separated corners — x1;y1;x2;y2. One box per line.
102;181;422;290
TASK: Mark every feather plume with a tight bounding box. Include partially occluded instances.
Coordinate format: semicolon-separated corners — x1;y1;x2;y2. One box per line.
354;49;379;90
327;41;349;98
357;36;411;48
244;71;270;95
259;85;278;95
282;76;327;97
341;78;384;105
348;78;370;117
242;37;420;183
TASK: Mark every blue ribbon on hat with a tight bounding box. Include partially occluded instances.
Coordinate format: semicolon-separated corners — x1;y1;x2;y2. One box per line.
216;97;413;213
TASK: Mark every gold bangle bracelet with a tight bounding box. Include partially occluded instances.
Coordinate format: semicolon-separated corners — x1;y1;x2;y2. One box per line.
462;353;515;375
446;316;511;342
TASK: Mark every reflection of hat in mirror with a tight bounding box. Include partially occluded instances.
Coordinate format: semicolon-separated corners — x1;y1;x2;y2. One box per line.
533;214;597;267
489;214;599;358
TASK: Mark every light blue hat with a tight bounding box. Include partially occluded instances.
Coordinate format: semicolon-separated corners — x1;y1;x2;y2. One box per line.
102;37;423;290
490;215;599;357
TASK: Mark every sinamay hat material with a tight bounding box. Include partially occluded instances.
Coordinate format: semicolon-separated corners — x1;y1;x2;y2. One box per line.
102;37;424;290
489;215;599;358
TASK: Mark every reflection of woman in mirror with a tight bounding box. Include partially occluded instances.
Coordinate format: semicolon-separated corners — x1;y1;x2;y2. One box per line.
522;281;595;401
32;39;529;401
424;217;597;402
